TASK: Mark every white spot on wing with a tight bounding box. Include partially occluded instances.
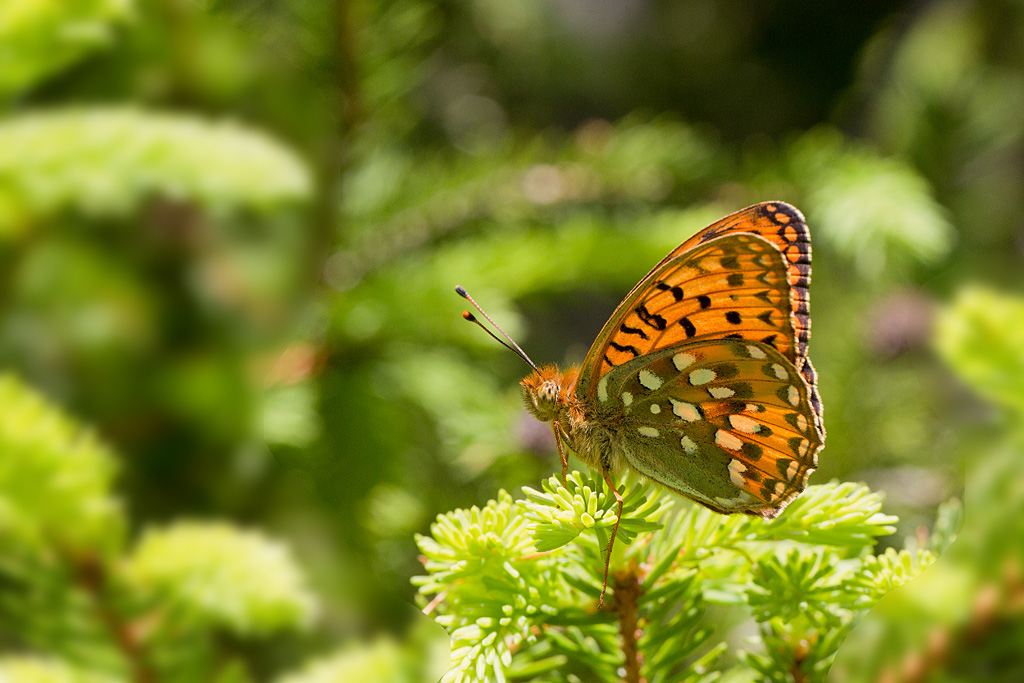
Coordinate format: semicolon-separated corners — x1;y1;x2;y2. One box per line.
728;459;747;486
650;403;661;414
716;430;743;451
672;353;695;371
775;481;785;496
622;391;633;406
670;399;701;422
786;460;799;480
716;494;754;508
637;426;660;438
796;413;808;432
787;385;799;406
598;375;609;403
708;386;735;399
638;369;663;391
772;363;789;380
680;436;698;454
689;368;716;386
746;345;767;360
729;414;760;434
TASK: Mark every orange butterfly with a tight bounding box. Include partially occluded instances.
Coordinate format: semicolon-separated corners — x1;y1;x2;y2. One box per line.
460;202;825;605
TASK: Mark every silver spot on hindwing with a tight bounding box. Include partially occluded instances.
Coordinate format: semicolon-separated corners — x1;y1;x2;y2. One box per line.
638;369;663;391
689;368;716;386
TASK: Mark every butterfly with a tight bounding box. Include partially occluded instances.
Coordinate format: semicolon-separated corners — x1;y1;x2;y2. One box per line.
459;201;825;605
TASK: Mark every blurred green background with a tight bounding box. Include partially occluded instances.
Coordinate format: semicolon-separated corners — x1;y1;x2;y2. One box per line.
1;0;1023;680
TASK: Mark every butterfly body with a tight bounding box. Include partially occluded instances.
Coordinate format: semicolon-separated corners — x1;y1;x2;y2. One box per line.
521;202;825;526
522;363;618;472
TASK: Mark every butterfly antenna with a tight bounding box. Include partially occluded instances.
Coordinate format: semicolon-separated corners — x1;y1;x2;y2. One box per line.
456;286;538;370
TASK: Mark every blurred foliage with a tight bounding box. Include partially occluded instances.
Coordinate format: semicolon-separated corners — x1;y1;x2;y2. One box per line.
0;108;311;235
0;658;120;683
1;0;1022;680
935;287;1024;416
0;0;133;99
0;375;328;682
832;287;1024;682
122;522;316;636
0;374;124;557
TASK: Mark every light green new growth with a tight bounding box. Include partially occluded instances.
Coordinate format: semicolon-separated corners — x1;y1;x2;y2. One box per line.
935;286;1024;416
845;548;937;606
0;374;124;557
122;522;317;636
415;472;941;683
0;108;312;236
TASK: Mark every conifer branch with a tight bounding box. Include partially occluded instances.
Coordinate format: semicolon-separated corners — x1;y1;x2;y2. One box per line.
613;563;644;683
415;472;934;682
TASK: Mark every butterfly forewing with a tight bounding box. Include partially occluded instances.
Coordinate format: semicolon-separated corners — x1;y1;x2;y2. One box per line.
581;233;796;388
577;203;823;442
596;339;822;515
663;201;812;365
673;203;824;428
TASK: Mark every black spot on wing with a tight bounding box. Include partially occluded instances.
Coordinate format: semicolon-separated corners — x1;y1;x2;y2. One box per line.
619;323;649;340
654;282;684;302
636;303;668;330
609;341;640;357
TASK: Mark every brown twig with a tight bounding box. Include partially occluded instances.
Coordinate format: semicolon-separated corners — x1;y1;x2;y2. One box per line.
72;553;156;683
613;563;645;683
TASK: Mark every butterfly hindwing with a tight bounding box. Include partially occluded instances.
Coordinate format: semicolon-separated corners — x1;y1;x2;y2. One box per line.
594;339;823;515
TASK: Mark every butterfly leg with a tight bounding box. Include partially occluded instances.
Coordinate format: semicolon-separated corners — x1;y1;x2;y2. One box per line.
598;467;623;608
551;421;568;485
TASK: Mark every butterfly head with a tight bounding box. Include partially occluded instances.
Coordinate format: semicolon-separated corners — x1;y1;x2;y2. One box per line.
521;365;580;424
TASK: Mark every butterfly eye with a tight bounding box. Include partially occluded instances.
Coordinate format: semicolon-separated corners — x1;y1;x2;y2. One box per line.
524;379;561;422
538;380;560;405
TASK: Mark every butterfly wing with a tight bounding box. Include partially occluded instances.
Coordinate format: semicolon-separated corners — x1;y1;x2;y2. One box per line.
595;339;822;516
574;202;823;514
671;201;819;421
597;202;812;365
669;201;813;365
576;202;823;437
